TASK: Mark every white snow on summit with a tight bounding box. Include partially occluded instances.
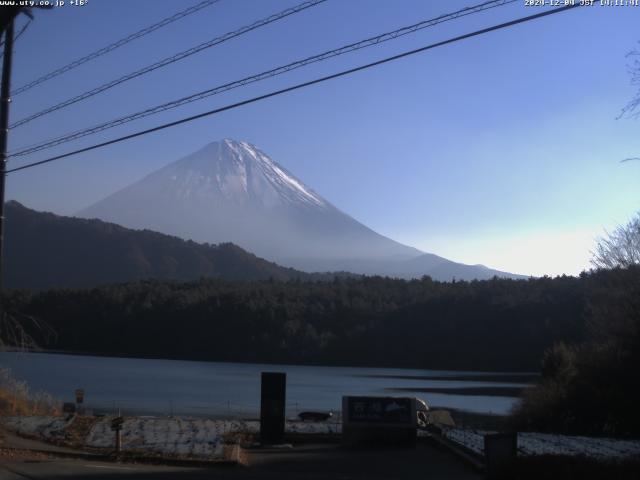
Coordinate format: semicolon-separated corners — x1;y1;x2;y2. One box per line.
231;139;325;207
164;138;326;209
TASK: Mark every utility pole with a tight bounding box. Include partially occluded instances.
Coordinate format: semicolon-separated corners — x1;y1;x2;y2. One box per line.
0;7;48;337
0;17;14;308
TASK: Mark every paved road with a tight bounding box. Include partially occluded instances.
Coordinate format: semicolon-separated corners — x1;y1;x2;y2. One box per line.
1;458;206;480
0;432;94;456
1;441;481;479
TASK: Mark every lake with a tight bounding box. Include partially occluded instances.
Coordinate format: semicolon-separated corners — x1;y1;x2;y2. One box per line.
0;352;534;417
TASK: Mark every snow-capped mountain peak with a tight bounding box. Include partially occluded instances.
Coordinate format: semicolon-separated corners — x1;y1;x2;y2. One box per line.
79;138;423;263
167;139;326;209
77;139;524;280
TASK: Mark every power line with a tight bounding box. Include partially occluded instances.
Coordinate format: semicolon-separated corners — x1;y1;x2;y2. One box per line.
9;0;517;158
0;18;30;47
13;19;31;42
0;18;31;59
9;0;327;129
10;0;222;96
6;4;582;175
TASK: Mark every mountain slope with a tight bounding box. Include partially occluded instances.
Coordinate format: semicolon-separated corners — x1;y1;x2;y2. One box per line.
394;253;523;281
78;139;422;262
3;201;314;290
78;138;524;281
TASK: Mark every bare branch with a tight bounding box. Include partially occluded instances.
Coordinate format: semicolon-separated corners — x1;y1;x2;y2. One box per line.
591;212;640;269
619;44;640;119
0;305;56;352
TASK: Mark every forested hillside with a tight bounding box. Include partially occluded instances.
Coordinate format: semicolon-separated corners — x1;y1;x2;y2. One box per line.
4;201;316;289
3;272;597;371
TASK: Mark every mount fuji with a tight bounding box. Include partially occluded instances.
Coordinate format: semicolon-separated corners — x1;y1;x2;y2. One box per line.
78;139;523;280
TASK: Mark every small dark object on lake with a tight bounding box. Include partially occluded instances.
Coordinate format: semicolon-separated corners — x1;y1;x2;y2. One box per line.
298;411;333;422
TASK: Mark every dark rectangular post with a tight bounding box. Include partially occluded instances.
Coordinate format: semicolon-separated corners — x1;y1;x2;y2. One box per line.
260;372;286;444
111;416;124;453
484;432;517;479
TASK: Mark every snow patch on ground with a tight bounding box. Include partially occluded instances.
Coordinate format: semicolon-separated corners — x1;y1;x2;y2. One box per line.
11;416;638;461
85;417;258;458
442;427;640;460
2;416;75;441
2;416;341;459
85;417;341;457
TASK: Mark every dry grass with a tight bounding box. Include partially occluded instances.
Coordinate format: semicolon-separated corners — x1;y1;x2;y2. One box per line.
0;368;60;416
0;447;52;462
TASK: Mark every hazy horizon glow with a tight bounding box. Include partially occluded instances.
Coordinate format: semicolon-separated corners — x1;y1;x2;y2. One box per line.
5;0;640;277
401;229;602;278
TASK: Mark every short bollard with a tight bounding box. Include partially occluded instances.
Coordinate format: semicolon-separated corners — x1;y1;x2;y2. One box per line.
484;432;517;479
111;416;124;453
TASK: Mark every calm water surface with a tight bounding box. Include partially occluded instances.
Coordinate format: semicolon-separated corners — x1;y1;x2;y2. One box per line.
0;352;531;416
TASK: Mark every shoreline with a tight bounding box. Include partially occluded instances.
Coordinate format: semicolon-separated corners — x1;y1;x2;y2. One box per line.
360;373;538;383
386;386;528;397
1;348;541;375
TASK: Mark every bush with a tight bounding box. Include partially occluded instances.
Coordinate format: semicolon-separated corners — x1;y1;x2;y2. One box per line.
511;267;640;435
0;368;59;416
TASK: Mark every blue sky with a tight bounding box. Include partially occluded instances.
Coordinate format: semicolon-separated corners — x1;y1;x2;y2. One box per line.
5;0;640;277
